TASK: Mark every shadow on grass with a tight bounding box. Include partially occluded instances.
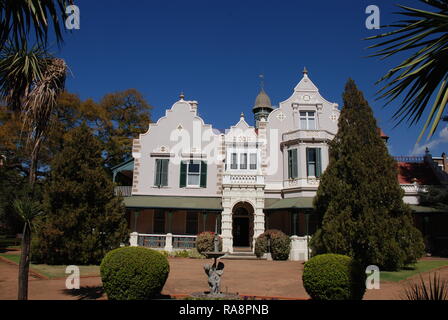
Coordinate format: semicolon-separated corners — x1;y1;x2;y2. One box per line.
62;287;173;300
63;286;105;300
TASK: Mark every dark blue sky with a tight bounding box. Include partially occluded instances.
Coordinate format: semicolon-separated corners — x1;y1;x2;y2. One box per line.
55;0;446;157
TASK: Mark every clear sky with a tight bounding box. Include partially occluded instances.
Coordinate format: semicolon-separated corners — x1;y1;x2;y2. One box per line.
54;0;447;157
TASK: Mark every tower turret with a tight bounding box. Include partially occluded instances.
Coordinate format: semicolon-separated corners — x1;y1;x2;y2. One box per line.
253;75;273;128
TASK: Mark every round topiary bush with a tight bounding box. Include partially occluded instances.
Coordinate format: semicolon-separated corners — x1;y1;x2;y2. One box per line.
196;232;223;255
100;247;170;300
302;253;366;300
255;229;291;260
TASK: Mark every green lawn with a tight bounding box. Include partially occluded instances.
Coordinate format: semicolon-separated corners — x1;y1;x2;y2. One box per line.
381;260;448;282
0;253;100;279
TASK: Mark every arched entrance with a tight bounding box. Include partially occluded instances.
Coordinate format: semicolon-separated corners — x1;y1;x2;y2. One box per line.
232;202;254;248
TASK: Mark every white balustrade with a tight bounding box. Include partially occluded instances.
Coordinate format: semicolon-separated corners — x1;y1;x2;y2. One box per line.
130;233;197;252
223;174;264;186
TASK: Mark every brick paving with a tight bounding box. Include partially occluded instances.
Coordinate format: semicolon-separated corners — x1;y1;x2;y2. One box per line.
1;254;448;300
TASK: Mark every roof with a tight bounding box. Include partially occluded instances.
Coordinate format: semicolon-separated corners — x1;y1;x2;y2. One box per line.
264;197;314;210
410;205;447;214
111;158;134;173
123;195;222;211
253;88;273;110
397;162;439;185
378;128;389;139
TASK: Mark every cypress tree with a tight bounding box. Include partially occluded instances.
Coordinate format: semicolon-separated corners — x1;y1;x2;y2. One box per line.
32;124;129;265
310;79;424;271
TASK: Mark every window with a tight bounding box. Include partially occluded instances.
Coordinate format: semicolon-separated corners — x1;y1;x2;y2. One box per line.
300;111;316;130
240;153;248;170
288;149;298;179
230;153;238;169
186;212;198;235
154;210;165;234
250;153;257;170
187;162;200;186
306;148;322;177
180;161;207;188
154;159;169;187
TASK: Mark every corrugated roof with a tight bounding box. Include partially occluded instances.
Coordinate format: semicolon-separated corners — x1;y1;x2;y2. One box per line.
265;197;314;210
123;195;222;211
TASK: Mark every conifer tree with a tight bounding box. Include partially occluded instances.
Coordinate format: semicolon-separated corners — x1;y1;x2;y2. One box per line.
32;124;129;265
310;79;424;271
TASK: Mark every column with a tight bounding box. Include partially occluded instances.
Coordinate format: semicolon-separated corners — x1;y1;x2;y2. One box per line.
167;211;173;233
202;212;208;232
292;211;298;236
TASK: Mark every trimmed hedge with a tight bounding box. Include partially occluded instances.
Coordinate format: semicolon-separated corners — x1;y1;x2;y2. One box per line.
196;232;223;255
254;229;291;260
302;254;366;300
100;247;170;300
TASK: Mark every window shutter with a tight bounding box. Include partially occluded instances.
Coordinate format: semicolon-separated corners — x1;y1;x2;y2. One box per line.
200;161;207;188
292;149;298;179
306;148;310;177
288;149;298;179
316;148;322;177
180;161;187;188
155;159;162;186
161;159;169;186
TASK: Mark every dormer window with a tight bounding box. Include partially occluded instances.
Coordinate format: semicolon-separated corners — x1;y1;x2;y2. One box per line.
300;111;316;130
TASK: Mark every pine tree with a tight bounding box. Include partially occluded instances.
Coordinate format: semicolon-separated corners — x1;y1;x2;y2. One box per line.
32;124;129;265
310;79;424;271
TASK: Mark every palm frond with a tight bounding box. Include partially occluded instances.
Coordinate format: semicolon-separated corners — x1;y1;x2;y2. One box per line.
366;0;448;142
13;198;43;225
0;40;50;111
23;57;66;144
0;0;72;46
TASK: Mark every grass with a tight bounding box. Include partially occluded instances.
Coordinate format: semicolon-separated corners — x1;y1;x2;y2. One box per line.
381;260;448;282
0;253;100;279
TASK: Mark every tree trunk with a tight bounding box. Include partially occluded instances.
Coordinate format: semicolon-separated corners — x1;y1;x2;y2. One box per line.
18;223;31;300
18;136;42;300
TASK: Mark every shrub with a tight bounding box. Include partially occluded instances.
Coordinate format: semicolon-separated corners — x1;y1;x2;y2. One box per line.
302;254;366;300
254;229;291;260
195;232;222;255
100;247;170;300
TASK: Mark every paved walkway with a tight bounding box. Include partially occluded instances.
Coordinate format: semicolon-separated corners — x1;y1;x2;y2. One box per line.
1;256;448;300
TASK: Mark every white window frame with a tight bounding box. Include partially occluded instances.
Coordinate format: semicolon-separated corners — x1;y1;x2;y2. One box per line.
187;161;201;187
300;111;317;130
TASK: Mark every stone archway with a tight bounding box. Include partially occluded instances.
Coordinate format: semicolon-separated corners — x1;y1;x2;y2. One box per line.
232;202;254;248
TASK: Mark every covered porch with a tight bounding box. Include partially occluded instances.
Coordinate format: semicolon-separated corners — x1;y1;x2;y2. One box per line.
263;197;318;261
124;195;222;252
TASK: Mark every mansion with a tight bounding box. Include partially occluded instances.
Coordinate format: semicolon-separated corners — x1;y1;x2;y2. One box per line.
112;69;448;259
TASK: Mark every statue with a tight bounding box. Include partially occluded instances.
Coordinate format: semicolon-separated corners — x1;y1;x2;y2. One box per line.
204;261;224;295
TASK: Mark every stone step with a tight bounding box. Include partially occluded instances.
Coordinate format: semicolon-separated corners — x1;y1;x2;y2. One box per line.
221;252;266;260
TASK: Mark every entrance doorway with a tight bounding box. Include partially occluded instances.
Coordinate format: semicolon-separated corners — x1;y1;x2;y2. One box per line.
232;202;254;249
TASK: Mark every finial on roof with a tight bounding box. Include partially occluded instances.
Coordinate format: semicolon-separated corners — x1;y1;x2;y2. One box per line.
240;112;245;119
303;67;308;75
179;91;185;100
259;74;265;91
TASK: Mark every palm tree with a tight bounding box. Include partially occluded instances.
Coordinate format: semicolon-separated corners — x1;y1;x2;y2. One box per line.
0;0;70;46
0;1;70;300
0;42;66;300
13;198;43;300
366;0;448;142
